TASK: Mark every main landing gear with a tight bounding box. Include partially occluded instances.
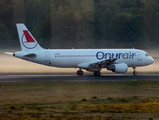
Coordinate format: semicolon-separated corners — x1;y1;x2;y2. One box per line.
76;69;101;76
77;69;84;76
133;67;138;75
94;71;101;76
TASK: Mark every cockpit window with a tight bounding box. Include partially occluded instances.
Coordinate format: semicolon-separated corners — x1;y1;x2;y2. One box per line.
145;54;149;57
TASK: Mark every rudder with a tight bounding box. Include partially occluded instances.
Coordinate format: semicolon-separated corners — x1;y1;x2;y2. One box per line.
16;23;43;51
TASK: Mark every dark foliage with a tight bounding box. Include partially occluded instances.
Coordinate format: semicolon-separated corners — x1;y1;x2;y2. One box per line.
1;0;159;49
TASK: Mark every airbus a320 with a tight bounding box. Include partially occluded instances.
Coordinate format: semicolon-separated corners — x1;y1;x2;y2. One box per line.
5;24;154;76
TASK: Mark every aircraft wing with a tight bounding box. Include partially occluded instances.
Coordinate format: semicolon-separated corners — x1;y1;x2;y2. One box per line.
77;58;117;69
89;58;117;68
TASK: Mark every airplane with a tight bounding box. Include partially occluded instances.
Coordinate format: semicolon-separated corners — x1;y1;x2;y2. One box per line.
5;23;154;76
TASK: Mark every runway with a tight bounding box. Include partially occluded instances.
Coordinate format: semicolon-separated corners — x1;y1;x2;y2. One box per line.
0;73;159;82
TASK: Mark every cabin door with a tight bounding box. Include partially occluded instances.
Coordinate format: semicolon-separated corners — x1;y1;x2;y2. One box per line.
137;51;142;61
45;51;50;62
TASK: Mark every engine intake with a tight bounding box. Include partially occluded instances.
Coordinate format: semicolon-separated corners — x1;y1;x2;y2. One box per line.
107;63;128;73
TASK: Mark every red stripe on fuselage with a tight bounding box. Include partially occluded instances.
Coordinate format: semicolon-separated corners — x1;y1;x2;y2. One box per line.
23;30;35;42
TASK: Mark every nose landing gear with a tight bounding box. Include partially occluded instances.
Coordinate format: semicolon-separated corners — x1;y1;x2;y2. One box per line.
133;67;138;75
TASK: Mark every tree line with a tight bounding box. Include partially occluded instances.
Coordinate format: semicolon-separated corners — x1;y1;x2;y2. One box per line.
0;0;159;49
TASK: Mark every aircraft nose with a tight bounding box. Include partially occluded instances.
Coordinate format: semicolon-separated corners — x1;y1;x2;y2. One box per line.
149;56;154;64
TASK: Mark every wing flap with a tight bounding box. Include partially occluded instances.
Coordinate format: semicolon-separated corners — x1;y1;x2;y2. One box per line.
77;58;117;69
89;58;117;67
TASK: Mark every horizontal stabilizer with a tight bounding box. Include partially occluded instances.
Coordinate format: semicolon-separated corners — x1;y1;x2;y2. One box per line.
23;53;37;58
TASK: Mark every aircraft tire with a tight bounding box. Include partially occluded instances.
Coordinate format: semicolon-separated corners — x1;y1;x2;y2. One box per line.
94;71;101;76
133;71;138;75
77;70;84;76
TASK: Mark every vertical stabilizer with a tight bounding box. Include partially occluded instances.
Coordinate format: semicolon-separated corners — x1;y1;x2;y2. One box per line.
16;23;44;51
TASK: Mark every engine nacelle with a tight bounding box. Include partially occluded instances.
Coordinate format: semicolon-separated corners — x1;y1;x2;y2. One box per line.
107;63;128;73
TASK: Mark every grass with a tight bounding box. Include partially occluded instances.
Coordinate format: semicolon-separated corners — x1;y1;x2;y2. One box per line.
0;81;159;119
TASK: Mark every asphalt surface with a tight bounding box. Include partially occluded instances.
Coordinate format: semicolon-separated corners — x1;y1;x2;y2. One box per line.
0;73;159;82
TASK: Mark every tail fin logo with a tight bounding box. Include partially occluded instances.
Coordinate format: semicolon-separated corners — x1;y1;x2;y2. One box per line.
21;30;37;49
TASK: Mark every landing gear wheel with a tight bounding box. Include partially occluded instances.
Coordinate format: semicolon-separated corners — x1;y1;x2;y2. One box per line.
132;67;138;75
133;71;138;75
77;70;84;76
94;71;101;76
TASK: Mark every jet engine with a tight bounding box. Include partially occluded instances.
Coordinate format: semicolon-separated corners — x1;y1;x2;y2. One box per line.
107;63;128;73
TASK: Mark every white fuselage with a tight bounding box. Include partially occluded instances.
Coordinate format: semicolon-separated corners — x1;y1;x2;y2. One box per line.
11;23;154;76
14;48;154;69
